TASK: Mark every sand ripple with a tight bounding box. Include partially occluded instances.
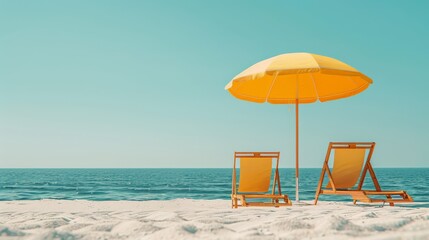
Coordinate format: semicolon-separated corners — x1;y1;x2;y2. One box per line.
0;199;428;239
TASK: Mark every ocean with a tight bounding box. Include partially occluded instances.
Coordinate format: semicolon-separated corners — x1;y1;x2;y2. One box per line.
0;168;427;205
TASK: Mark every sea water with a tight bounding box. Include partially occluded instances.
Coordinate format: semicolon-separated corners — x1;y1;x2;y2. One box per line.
0;168;427;205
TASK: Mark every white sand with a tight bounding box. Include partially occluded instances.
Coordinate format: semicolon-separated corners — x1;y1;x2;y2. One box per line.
0;199;428;240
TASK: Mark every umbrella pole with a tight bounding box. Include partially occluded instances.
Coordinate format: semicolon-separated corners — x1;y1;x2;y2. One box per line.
295;99;299;202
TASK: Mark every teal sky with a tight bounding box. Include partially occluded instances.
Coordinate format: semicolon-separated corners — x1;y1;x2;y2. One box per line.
1;1;428;168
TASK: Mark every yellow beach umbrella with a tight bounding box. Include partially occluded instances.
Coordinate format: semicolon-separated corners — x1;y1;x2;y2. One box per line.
225;52;373;201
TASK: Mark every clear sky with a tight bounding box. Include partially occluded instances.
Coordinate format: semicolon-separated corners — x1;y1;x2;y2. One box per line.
1;1;428;168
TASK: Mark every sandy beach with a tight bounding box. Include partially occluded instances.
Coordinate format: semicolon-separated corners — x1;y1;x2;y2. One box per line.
0;199;427;239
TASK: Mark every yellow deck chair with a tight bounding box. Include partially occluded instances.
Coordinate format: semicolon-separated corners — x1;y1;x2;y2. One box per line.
231;152;292;208
314;142;413;206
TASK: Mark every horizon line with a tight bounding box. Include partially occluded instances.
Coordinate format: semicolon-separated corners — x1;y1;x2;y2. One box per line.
1;167;427;169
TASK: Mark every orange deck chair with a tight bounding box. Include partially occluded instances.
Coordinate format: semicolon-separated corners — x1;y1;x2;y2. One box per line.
231;152;292;208
314;142;413;206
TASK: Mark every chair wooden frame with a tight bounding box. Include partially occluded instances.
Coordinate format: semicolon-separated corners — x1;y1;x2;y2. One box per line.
231;152;292;208
314;142;413;206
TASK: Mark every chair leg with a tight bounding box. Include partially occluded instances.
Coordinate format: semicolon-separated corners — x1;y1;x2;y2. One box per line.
284;196;291;205
387;194;394;206
240;196;247;207
231;195;238;208
314;193;320;205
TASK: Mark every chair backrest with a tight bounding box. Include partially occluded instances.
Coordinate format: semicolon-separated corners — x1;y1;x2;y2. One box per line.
233;152;279;193
239;157;272;192
326;148;365;189
325;142;375;189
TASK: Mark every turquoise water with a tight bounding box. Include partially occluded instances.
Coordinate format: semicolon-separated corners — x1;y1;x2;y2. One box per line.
0;168;427;205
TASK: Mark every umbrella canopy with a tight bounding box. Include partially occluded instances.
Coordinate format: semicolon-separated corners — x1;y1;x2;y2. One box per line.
225;52;373;201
